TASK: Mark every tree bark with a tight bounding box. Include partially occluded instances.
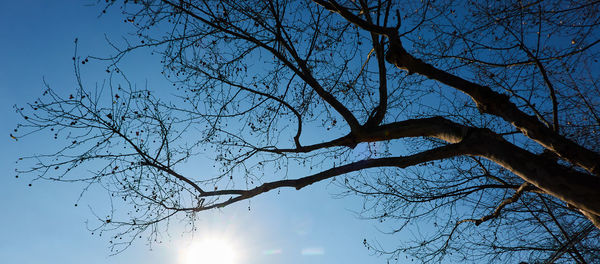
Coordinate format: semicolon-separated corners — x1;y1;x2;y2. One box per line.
384;36;600;177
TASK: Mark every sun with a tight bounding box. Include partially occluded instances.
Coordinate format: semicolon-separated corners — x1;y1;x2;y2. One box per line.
182;237;238;264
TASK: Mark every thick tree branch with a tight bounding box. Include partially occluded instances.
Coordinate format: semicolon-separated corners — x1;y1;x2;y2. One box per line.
261;115;600;221
312;0;600;176
384;36;600;176
193;142;469;211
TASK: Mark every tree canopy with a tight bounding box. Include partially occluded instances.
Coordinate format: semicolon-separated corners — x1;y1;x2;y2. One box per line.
14;0;600;263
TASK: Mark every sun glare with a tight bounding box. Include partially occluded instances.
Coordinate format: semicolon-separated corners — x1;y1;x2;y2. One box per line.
182;238;238;264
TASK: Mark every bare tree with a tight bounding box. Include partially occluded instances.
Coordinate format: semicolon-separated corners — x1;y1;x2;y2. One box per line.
14;0;600;262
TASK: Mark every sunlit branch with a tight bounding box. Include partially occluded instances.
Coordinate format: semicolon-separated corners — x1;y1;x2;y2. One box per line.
312;0;600;177
463;182;531;226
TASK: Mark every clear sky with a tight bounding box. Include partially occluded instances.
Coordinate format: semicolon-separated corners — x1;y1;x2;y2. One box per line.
0;1;401;264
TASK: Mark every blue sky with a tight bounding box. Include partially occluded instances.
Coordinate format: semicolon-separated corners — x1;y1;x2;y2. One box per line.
0;1;402;263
